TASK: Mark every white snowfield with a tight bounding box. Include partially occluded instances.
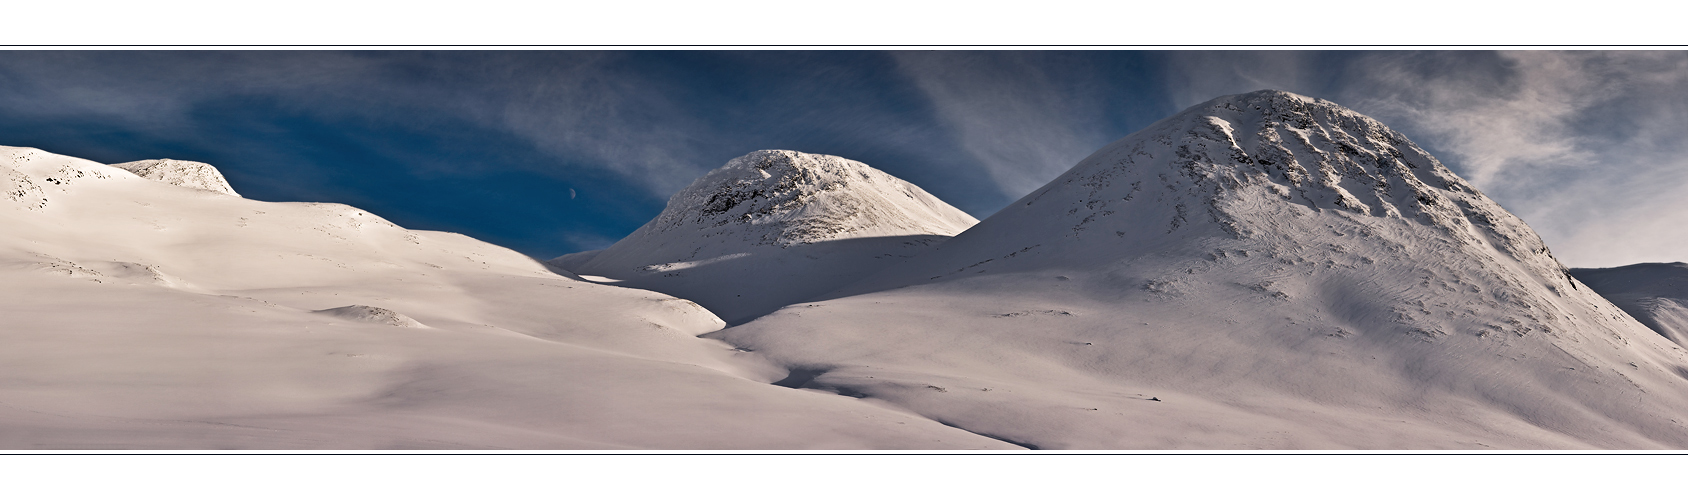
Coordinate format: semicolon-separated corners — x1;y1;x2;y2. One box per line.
713;90;1688;449
0;146;1013;449
557;149;978;324
1572;263;1688;348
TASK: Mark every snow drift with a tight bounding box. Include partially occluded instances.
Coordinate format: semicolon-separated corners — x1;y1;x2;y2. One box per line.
714;90;1688;449
558;149;978;324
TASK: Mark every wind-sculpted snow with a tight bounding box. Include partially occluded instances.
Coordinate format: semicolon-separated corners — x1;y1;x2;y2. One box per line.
1572;263;1688;347
110;159;241;196
718;90;1688;449
562;150;978;324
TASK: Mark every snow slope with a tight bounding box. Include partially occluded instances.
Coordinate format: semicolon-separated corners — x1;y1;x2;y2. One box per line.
713;90;1688;449
0;146;1012;449
558;150;978;324
1572;263;1688;347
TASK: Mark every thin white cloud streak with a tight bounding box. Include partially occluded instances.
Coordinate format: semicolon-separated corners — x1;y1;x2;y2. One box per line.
0;52;384;129
1159;51;1324;109
898;51;1329;201
561;231;618;254
1338;51;1688;267
471;54;713;197
892;52;1114;198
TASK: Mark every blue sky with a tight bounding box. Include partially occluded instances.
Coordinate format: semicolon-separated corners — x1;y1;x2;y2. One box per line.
2;50;1684;267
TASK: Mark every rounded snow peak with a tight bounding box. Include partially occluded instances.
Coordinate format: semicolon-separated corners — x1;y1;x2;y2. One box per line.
647;149;976;246
110;159;240;197
992;89;1574;292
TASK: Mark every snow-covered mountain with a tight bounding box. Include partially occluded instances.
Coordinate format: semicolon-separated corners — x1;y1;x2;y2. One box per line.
557;149;978;324
1572;263;1688;347
109;158;241;196
0;145;1012;450
13;88;1687;450
714;90;1688;449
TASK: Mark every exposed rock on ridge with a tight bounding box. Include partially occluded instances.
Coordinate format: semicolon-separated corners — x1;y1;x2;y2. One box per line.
313;305;427;328
642;149;973;247
110;159;240;196
4;146;116;211
1030;89;1566;275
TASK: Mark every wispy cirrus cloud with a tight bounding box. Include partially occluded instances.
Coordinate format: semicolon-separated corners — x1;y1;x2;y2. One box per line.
891;52;1118;199
3;50;1684;265
0;51;717;197
462;53;717;196
0;51;384;129
1158;51;1330;109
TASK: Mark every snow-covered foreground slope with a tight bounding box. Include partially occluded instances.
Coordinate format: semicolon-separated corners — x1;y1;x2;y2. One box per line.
1572;263;1688;347
714;90;1688;449
558;150;977;324
0;146;1012;449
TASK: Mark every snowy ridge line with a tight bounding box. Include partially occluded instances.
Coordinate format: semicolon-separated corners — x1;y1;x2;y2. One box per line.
110;159;241;197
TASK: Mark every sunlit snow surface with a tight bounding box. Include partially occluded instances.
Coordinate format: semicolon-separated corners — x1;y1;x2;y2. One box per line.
0;146;1012;449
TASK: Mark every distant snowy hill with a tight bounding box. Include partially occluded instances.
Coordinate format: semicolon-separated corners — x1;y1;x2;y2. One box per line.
714;90;1688;449
0;146;1011;450
1572;263;1688;347
109;158;240;196
556;149;977;324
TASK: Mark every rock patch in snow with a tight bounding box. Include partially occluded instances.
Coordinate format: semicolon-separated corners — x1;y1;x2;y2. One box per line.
313;305;427;328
